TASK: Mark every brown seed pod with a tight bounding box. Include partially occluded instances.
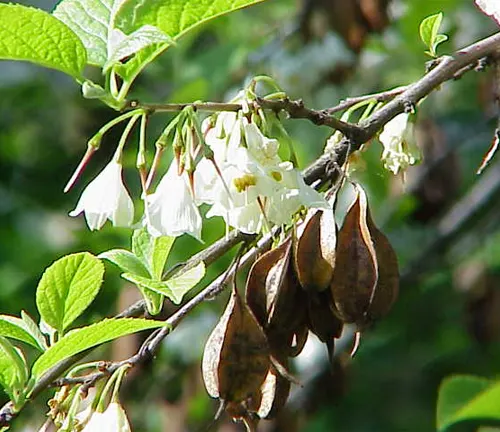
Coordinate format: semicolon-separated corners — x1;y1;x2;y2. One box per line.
330;184;399;328
368;216;399;321
254;363;291;419
202;285;271;404
307;290;343;342
293;206;337;292
245;237;308;357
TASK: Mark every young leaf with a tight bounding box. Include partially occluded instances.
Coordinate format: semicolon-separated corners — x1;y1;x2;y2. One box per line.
122;261;205;304
32;318;168;379
99;249;150;278
0;4;86;78
132;228;175;279
21;311;48;351
36;253;104;334
0;315;45;351
130;229;176;314
165;261;205;303
419;12;447;57
0;337;28;400
122;274;176;302
114;0;268;81
104;25;171;71
151;236;176;280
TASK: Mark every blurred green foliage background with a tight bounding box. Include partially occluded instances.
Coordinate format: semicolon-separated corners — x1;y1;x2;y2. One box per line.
2;0;500;430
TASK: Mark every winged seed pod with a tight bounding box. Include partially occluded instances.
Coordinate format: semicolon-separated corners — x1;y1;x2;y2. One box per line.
202;285;271;405
245;237;308;357
330;184;399;329
293;206;337;292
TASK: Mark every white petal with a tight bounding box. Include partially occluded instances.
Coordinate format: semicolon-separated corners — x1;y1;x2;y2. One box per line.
244;122;281;166
103;402;131;432
193;158;218;205
146;160;202;240
69;160;134;230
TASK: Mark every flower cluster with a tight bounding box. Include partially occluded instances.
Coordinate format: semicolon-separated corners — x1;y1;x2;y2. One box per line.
146;109;328;237
69;100;328;239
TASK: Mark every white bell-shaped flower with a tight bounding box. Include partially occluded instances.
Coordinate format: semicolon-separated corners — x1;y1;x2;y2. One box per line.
206;147;272;234
81;402;131;432
145;158;202;240
379;113;420;175
69;159;134;230
267;163;329;225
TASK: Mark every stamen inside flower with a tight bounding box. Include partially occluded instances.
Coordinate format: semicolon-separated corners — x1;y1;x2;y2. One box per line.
233;174;257;192
270;171;282;182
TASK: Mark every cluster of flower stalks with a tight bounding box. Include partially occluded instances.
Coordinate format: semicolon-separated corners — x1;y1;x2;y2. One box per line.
201;183;399;430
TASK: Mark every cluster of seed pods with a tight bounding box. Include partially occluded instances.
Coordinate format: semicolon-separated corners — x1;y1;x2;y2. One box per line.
202;183;399;430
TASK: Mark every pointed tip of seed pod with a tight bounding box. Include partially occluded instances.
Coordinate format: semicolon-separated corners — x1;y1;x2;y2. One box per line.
326;339;335;368
214;399;227;422
350;331;361;358
63;145;97;193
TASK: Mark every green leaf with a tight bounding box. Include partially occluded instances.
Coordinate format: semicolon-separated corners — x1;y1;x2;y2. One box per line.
122;273;174;301
132;229;175;279
130;229;176;315
0;337;28;399
433;34;449;52
419;12;447;57
114;0;267;81
437;375;500;431
132;228;155;271
32;318;167;379
166;261;205;303
138;285;164;316
99;249;150;278
21;311;48;351
104;25;171;71
151;237;175;279
36;253;104;334
0;315;45;351
0;4;86;78
122;261;205;304
53;0;124;66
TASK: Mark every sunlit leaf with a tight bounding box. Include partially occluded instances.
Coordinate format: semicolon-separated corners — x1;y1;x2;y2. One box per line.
36;253;104;334
0;315;45;351
419;12;447;57
0;4;86;78
104;25;171;71
114;0;268;80
32;318;168;379
0;337;28;400
99;249;150;278
122;260;205;304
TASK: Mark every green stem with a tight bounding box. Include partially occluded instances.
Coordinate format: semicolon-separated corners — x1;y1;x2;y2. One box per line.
113;114;142;162
92;109;144;145
110;365;130;403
